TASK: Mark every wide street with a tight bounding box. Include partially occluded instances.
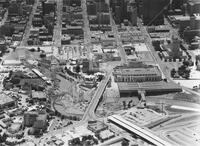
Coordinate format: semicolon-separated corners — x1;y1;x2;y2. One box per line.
20;0;39;46
110;11;127;65
53;0;63;48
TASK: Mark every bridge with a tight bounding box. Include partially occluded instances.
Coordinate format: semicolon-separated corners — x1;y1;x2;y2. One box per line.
82;72;112;121
108;115;172;146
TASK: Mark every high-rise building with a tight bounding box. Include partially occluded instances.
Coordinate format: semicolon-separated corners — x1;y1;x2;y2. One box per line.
127;0;137;26
26;0;35;5
87;1;97;15
110;0;136;24
187;0;200;16
8;1;22;16
42;0;56;15
142;0;169;26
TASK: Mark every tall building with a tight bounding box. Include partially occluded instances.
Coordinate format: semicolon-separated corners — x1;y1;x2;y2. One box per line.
127;0;137;26
42;0;56;15
110;0;137;25
142;0;169;25
187;0;200;16
87;1;97;15
8;1;22;16
26;0;35;5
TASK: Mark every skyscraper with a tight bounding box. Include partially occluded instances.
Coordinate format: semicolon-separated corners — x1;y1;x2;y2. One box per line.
142;0;169;25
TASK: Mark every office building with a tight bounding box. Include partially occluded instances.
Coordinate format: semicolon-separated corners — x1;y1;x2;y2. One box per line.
142;0;169;25
42;0;56;15
187;0;200;16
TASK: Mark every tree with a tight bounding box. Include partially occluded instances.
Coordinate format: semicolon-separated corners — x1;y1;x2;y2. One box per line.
75;65;80;73
170;68;176;77
40;53;46;58
37;47;41;52
183;60;190;67
121;139;129;146
184;68;191;79
122;101;126;110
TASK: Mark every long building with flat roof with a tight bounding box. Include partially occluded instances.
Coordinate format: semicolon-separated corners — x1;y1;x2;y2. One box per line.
113;65;162;82
117;81;182;96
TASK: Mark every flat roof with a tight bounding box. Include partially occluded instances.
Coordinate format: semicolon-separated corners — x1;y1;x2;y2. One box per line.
113;66;161;76
117;81;182;91
0;94;15;105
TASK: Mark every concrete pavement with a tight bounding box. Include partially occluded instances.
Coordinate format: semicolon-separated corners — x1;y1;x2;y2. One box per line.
20;0;39;46
53;0;63;48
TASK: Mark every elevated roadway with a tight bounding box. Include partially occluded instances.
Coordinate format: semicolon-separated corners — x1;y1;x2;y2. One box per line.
108;115;172;146
82;72;112;121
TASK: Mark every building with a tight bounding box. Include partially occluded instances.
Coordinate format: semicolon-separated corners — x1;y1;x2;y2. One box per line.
62;26;84;36
113;64;162;82
26;0;35;5
117;81;182;96
87;121;108;133
0;93;16;109
183;14;200;42
87;1;97;15
0;0;9;8
8;1;22;16
32;17;43;27
61;35;71;45
24;111;47;131
128;0;137;26
42;0;56;15
23;112;38;127
160;37;187;61
110;0;137;24
187;0;200;16
31;91;46;101
142;0;169;25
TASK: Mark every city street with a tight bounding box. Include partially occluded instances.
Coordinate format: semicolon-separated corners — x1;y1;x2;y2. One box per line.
110;11;127;65
53;0;63;48
20;0;39;46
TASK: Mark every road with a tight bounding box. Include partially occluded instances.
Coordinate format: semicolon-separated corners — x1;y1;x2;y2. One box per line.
20;0;39;46
53;0;63;48
82;72;112;121
155;113;200;146
110;11;127;65
82;0;92;59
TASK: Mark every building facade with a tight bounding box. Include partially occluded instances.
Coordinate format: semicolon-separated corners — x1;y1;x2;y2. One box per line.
113;65;162;82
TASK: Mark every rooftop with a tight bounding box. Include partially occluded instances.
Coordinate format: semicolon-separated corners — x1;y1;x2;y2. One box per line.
117;81;182;92
113;66;161;76
0;93;15;106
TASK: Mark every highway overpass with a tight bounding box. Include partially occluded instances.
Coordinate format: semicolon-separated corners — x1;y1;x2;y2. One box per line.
108;115;172;146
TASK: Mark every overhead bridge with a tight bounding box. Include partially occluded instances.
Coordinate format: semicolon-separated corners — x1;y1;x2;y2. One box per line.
108;115;172;146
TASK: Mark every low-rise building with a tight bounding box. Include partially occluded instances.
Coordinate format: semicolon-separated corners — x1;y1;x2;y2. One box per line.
113;64;162;82
0;93;16;109
118;81;182;96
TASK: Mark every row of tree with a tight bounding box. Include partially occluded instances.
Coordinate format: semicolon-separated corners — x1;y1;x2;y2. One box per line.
171;60;192;79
